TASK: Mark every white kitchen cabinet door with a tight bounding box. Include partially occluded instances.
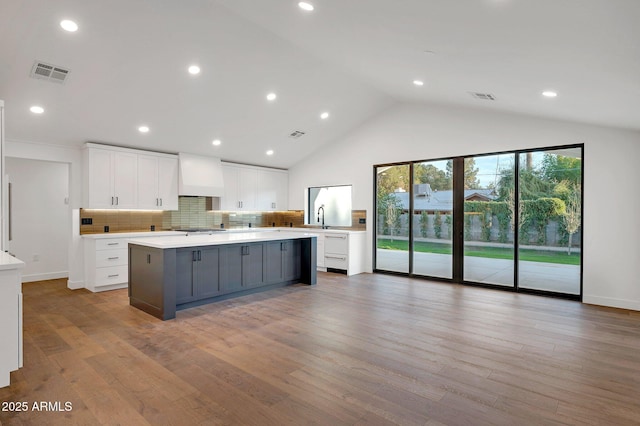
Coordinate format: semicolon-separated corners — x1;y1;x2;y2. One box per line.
157;156;179;210
138;155;179;210
221;165;240;210
257;169;288;211
137;154;160;209
87;148;114;208
238;167;258;210
112;151;138;208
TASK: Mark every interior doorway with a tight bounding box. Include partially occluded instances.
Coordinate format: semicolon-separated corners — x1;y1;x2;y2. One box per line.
5;157;70;282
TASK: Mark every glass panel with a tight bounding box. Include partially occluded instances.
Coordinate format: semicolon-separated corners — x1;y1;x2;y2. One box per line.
375;164;410;273
412;160;453;278
518;148;582;294
463;154;515;286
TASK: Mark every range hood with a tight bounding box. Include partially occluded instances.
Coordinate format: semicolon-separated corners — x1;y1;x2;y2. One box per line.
178;153;224;197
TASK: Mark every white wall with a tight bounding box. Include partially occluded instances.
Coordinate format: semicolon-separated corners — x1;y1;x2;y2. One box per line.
289;102;640;311
5;158;69;282
5;140;84;289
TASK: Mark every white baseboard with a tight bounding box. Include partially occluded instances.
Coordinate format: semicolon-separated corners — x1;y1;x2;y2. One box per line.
67;279;85;290
583;295;640;312
21;271;68;283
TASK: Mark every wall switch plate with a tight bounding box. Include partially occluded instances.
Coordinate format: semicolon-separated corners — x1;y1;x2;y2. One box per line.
359;218;366;224
81;218;93;225
104;225;109;232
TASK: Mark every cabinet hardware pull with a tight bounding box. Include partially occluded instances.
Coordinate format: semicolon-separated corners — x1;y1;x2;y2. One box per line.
156;198;159;206
160;198;163;206
326;255;346;260
147;254;151;264
111;196;114;205
108;257;119;260
108;274;120;278
115;196;119;205
192;251;197;262
107;243;119;246
326;235;346;239
197;250;202;261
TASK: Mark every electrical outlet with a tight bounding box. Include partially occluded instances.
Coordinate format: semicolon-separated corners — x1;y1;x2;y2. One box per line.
359;218;366;224
81;218;93;225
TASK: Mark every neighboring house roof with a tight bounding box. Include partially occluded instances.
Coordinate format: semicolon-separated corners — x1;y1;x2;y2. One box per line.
389;188;497;212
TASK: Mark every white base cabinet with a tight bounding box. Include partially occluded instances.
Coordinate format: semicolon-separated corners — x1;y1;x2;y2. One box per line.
277;229;365;275
83;232;185;292
0;254;25;388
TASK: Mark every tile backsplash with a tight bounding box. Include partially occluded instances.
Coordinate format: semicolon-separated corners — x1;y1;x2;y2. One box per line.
80;197;365;234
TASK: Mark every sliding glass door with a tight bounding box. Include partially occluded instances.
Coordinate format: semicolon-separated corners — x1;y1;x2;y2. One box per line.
517;148;582;295
463;154;515;287
412;160;453;279
374;144;582;299
375;164;410;273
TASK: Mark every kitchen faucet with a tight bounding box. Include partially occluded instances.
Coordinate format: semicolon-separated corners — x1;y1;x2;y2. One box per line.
317;205;327;229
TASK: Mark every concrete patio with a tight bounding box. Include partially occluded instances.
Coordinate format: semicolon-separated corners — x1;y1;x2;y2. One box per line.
376;249;580;295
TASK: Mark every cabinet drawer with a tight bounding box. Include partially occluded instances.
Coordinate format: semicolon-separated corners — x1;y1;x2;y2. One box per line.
96;239;127;250
95;265;128;287
324;233;348;254
324;254;348;269
96;248;128;267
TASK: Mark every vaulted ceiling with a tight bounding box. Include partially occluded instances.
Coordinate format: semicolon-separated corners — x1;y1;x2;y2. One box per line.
1;0;638;168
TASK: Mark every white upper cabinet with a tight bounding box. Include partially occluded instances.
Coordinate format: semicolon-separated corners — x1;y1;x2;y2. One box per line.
83;143;178;210
222;163;288;211
257;169;288;211
138;154;179;210
85;147;138;209
221;164;257;210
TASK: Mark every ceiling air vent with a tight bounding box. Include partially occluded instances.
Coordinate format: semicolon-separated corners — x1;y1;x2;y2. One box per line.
30;61;70;84
469;92;496;101
289;130;306;139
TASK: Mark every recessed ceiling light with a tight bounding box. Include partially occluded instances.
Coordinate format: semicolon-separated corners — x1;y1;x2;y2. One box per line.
413;80;425;86
212;139;221;146
320;112;330;120
138;126;150;133
60;19;78;32
298;2;314;11
188;65;200;75
266;149;274;156
30;106;44;114
542;91;558;98
266;93;277;101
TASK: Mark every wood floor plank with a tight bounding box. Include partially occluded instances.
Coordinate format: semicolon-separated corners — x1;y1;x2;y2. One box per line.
2;275;640;425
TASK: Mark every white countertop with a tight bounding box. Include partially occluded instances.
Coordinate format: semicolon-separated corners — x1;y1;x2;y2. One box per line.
0;252;25;271
82;227;365;240
128;231;317;249
82;231;187;239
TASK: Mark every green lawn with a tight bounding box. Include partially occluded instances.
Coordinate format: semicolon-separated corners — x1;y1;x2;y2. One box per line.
377;238;580;265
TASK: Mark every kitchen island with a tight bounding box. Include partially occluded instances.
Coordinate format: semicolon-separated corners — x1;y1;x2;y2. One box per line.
128;232;317;320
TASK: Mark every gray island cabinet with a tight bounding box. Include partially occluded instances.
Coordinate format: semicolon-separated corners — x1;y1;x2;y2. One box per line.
128;232;316;320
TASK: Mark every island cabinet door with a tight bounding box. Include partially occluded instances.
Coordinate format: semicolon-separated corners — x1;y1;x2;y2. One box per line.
195;247;221;298
283;240;302;281
243;243;265;288
265;242;284;284
220;245;244;294
175;248;197;304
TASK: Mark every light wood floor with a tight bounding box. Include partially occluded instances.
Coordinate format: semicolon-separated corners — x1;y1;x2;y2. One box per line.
2;274;640;425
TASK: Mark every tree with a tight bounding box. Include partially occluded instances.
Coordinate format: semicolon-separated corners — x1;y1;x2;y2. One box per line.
414;164;451;190
541;154;581;184
445;159;480;189
562;182;581;254
377;166;409;199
